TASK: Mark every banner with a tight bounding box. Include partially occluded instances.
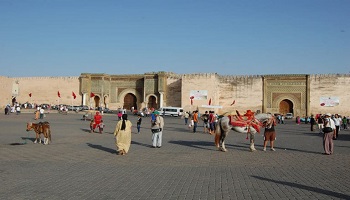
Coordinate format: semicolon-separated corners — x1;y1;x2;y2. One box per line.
320;97;339;107
189;90;208;100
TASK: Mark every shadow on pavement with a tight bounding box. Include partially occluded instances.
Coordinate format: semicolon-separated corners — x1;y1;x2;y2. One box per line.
252;175;350;199
86;143;116;154
168;140;215;151
131;141;153;148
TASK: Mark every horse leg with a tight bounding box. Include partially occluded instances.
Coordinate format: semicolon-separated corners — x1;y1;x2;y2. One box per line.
215;133;221;149
220;132;227;152
249;133;256;152
34;131;39;143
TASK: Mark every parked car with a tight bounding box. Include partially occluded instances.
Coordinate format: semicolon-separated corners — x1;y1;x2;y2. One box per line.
79;105;89;110
285;113;293;119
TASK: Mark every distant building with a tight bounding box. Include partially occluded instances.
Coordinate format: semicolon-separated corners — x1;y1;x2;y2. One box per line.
1;72;349;117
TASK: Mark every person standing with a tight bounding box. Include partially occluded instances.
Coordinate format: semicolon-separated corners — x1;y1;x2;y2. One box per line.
137;114;142;134
114;114;132;155
323;113;335;155
39;107;45;119
263;117;277;151
333;114;341;139
192;110;199;133
342;116;348;130
151;111;164;148
201;111;209;133
310;115;316;131
317;115;324;134
184;111;189;125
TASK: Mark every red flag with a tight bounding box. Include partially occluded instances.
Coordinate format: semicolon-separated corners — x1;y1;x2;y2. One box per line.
190;96;194;105
29;93;32;97
58;91;61;98
230;100;235;106
72;92;76;99
208;98;212;105
90;92;95;98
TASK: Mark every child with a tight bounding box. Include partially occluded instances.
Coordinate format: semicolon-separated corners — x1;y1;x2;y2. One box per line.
98;120;105;134
89;119;94;133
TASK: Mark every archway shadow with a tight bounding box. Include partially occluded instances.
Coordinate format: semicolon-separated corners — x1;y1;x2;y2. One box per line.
251;175;350;199
86;143;116;154
168;140;216;151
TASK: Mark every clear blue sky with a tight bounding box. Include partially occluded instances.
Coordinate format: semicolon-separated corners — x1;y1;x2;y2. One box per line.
1;0;349;77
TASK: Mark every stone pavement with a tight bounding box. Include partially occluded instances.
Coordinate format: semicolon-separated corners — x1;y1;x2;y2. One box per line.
0;112;349;200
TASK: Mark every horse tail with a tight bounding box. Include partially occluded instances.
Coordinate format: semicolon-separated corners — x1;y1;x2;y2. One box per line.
214;119;221;147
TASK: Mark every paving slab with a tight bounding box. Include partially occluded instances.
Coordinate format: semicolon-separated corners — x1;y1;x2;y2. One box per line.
0;111;349;200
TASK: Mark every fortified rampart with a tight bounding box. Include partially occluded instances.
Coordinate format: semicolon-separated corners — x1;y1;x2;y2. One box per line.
0;76;80;107
0;73;349;117
309;74;350;116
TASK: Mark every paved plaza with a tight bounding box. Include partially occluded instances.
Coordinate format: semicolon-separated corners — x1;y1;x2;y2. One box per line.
0;111;349;200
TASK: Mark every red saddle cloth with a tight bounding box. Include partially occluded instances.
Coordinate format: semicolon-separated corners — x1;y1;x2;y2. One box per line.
228;110;262;133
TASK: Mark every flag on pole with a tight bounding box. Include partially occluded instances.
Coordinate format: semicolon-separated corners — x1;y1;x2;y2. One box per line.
208;98;212;105
230;100;235;106
29;93;32;97
190;96;194;105
58;91;61;98
72;92;76;99
90;92;95;98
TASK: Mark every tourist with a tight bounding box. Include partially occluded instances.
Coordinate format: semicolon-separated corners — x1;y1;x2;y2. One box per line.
151;111;164;148
333;114;341;139
310;115;316;131
136;114;142;134
342;116;348;130
114;114;132;155
184;111;189;125
317;114;324;134
192;110;199;133
323;113;335;155
263;116;277;151
201;111;209;133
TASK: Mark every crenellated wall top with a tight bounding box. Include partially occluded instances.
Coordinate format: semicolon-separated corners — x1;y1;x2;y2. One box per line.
12;76;79;80
310;73;350;78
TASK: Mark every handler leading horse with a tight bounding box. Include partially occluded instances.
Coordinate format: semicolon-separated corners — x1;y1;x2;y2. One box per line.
215;110;274;152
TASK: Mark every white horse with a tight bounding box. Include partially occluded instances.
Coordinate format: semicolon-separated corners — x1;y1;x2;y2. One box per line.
215;113;274;152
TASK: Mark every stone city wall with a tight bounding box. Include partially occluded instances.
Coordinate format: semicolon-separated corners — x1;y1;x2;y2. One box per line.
1;76;81;107
181;73;263;115
309;74;350;116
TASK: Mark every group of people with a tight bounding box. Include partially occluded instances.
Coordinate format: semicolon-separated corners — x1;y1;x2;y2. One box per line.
184;110;218;134
113;110;164;155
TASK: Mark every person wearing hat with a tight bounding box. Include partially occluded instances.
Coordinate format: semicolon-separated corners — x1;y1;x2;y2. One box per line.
323;113;336;155
151;111;164;148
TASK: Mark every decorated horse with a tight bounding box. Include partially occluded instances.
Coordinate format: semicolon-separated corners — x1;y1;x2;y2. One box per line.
215;110;274;152
26;121;51;145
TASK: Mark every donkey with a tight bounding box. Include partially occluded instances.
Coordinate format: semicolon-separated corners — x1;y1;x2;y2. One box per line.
26;121;51;145
215;113;274;152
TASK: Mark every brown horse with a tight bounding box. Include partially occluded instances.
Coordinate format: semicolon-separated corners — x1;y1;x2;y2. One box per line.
26;121;51;145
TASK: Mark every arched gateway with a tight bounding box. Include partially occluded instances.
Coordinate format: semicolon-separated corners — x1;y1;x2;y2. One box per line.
79;73;168;110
